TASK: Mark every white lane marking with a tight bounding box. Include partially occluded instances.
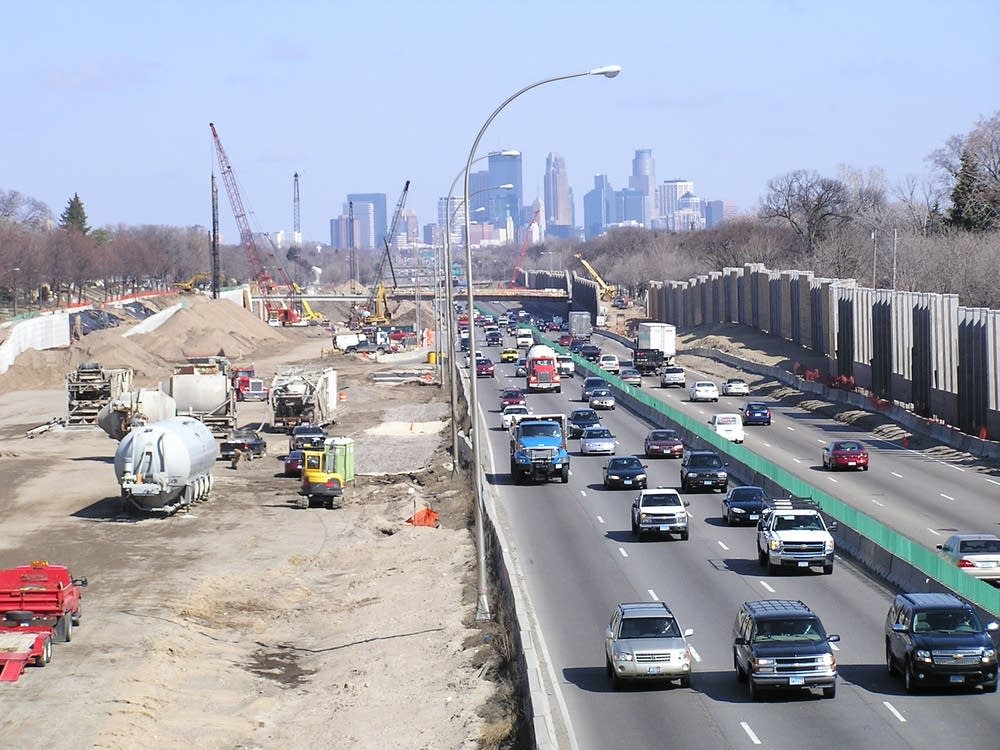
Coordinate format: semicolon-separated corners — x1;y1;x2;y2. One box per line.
792;458;802;463
580;490;587;497
785;426;796;432
945;464;965;473
872;499;886;507
883;701;907;723
689;644;702;663
619;548;628;558
940;493;955;501
718;540;730;551
648;589;658;601
830;642;840;651
827;477;839;484
762;442;771;448
596;515;605;524
816;437;825;443
760;581;775;593
891;471;903;478
987;479;1000;487
927;528;941;536
740;722;762;745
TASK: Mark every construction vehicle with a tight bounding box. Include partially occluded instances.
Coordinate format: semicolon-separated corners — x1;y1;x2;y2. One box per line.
574;253;618;302
210;122;302;326
0;561;87;645
165;360;237;435
171;272;226;293
269;367;338;433
66;363;134;425
355;180;409;327
509;208;541;286
230;363;269;402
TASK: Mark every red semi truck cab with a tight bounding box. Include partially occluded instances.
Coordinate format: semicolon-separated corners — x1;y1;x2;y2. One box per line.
525;344;562;394
0;561;87;643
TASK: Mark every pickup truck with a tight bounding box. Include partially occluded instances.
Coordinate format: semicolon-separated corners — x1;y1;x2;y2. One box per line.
756;497;837;575
509;414;571;484
219;428;268;460
633;348;664;375
0;561;88;643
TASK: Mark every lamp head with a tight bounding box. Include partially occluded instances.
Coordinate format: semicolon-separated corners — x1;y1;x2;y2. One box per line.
589;65;622;79
498;150;521;157
498;183;514;190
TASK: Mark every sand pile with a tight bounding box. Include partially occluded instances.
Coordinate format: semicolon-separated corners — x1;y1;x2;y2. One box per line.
0;296;293;393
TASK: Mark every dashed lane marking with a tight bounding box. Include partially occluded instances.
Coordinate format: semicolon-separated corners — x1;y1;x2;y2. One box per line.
927;528;942;536
619;548;628;558
891;471;903;478
596;515;605;524
940;493;955;501
883;702;906;723
689;645;702;662
740;722;762;745
760;581;775;593
718;540;730;551
648;589;658;600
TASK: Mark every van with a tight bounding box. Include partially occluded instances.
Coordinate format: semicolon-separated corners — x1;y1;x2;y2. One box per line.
708;413;744;443
515;328;534;348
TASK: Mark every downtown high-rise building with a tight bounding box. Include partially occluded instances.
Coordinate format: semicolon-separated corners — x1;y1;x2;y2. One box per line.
544;153;573;230
486;151;523;228
437;196;465;248
583;175;616;240
705;200;740;228
345;192;387;249
628;148;657;226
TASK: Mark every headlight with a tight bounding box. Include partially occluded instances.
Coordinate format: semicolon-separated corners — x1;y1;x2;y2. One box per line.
752;658;776;673
608;474;620;480
819;653;835;667
915;649;932;663
732;507;746;514
635;474;646;480
613;649;634;662
983;648;996;662
769;539;782;551
717;472;727;478
639;513;649;521
824;539;835;553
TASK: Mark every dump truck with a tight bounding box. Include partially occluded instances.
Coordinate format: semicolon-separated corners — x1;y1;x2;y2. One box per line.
66;362;134;425
509;413;570;484
0;561;87;644
269;367;338;433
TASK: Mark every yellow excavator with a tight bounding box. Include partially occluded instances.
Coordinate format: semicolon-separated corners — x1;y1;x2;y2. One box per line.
172;272;225;293
573;254;617;302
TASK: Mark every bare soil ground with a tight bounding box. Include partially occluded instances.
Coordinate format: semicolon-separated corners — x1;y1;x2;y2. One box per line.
0;296;518;749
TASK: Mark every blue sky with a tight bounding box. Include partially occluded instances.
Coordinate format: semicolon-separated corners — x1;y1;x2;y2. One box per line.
4;1;998;244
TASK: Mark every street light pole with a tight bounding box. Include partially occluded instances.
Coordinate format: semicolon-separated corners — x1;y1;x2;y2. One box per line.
462;65;621;621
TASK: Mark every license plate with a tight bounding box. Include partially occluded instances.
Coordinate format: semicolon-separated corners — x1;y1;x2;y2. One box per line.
950;674;965;683
749;515;759;520
647;666;661;675
660;526;673;532
702;480;714;485
847;461;856;466
980;561;997;568
624;480;632;485
797;561;809;567
788;676;805;686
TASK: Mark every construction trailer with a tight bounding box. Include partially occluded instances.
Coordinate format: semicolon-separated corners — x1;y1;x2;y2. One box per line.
66;363;134;425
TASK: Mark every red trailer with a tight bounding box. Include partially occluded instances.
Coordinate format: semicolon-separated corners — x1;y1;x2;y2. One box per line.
0;611;52;682
0;561;87;643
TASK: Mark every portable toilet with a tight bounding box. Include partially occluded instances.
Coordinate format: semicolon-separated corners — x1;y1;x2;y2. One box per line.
326;437;355;483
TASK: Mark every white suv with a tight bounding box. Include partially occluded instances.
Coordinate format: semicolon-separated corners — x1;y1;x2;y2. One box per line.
659;366;686;388
630;488;690;540
605;601;694;689
599;354;620;374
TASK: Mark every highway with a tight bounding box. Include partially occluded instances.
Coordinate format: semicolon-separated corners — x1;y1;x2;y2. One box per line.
468;327;1000;749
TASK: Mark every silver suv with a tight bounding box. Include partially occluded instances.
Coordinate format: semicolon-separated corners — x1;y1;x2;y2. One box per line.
659;366;686;388
605;601;694;689
630;488;690;540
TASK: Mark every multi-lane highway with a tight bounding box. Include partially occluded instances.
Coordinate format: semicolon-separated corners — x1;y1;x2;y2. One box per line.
468;324;1000;749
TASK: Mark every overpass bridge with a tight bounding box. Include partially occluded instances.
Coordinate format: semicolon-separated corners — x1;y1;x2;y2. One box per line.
250;285;569;305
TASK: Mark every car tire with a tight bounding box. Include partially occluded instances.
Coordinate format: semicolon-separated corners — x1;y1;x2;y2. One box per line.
823;684;836;699
757;546;768;567
983;680;998;693
723;511;730;525
735;655;747;683
631;520;639;538
679;675;691;689
823;563;834;575
680;530;689;541
766;420;772;426
748;677;759;702
561;466;569;484
863;465;869;471
885;643;898;676
904;660;918;693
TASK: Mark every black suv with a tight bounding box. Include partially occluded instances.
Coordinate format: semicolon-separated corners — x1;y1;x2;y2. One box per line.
568;408;601;439
579;345;602;363
885;592;999;693
289;424;326;452
680;450;729;492
733;599;840;701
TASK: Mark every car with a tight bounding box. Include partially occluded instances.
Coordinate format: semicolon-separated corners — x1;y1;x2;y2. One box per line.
603;456;648;490
885;592;999;693
721;486;769;525
514;358;528;377
475;358;495;378
568;408;601;438
935;534;1000;584
688;380;719;402
580;376;610;402
680;449;728;492
515;328;534;347
464;350;485;368
643;428;684;459
619;367;642;387
708;413;744;443
733;599;839;701
822;440;869;470
500;404;531;430
219;427;268;460
605;601;694;689
499;388;526;408
485;330;503;347
630;488;690;540
499;347;519;362
555;354;575;377
588;388;616;410
579;426;616;455
659;366;686;388
344;341;383;355
289;424;326;452
598;354;620;374
568;339;586;354
557;333;573;347
283;449;305;477
721;377;750;396
740;402;772;426
579;345;602;363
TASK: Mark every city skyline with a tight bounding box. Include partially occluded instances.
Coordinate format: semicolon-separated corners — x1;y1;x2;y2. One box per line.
2;3;997;244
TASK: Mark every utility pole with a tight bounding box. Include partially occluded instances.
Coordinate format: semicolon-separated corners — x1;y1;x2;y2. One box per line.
892;228;898;290
210;174;220;299
871;229;878;289
348;201;356;295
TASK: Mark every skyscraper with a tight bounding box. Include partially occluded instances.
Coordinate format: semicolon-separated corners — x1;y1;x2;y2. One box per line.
437;196;464;248
486;151;523;228
583;175;615;240
658;179;695;230
544;153;573;228
629;148;657;226
346;193;387;248
343;201;375;249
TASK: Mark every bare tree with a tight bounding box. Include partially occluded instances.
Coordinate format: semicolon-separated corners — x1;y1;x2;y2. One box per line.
758;170;851;255
0;189;52;228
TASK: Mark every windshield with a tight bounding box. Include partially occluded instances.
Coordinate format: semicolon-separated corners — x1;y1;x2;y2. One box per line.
649;430;678;441
609;457;642;470
958;538;1000;554
520;424;561;438
730;488;766;503
773;514;825;531
688;454;722;468
716;416;739;425
584;428;613;439
641;493;681;508
833;442;863;451
619;617;681;639
753;617;827;642
913;610;982;633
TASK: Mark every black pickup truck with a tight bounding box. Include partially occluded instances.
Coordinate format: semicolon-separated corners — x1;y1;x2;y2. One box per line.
633;348;664;375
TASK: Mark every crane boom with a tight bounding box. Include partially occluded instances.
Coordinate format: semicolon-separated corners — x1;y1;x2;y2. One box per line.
509;208;541;286
362;180;409;326
574;253;617;301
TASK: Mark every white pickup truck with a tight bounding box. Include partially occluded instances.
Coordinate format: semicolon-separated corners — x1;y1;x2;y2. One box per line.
756;497;837;575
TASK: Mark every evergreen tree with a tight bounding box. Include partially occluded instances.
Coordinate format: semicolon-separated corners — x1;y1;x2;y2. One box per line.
59;193;90;234
948;150;996;231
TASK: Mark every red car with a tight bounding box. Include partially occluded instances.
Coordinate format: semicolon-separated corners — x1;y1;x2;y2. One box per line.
822;440;869;471
284;449;305;477
475;358;495;378
500;388;526;408
558;333;573;347
643;428;685;458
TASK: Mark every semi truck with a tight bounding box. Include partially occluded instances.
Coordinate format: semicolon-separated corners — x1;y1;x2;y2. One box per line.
524;344;561;393
636;322;676;365
509;414;570;484
568;311;592;341
269;367;338;433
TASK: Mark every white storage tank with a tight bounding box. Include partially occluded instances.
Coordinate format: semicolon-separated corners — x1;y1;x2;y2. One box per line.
114;416;216;513
168;372;229;413
97;389;177;440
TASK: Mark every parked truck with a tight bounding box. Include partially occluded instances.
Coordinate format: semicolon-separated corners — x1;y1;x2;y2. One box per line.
568;311;593;342
165;361;237;435
114;416;217;514
269;367;338;433
636;322;676;365
525;344;562;394
509;413;570;484
66;362;134;425
0;561;87;644
230;363;269;402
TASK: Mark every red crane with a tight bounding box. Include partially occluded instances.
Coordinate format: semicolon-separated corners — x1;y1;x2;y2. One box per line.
209;122;301;325
509;208;541;287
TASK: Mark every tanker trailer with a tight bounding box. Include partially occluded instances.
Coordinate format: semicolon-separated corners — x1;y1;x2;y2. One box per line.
97;389;177;441
166;368;236;436
114;416;216;514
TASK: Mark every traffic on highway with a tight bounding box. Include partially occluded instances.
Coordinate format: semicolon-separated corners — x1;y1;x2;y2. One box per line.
463;306;1000;750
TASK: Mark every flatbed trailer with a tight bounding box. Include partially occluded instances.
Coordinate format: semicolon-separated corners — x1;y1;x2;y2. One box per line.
0;614;52;682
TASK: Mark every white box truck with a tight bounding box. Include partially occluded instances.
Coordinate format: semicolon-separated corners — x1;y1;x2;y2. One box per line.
637;322;677;363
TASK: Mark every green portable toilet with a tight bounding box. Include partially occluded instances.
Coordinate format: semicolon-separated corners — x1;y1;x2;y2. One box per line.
329;437;355;483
